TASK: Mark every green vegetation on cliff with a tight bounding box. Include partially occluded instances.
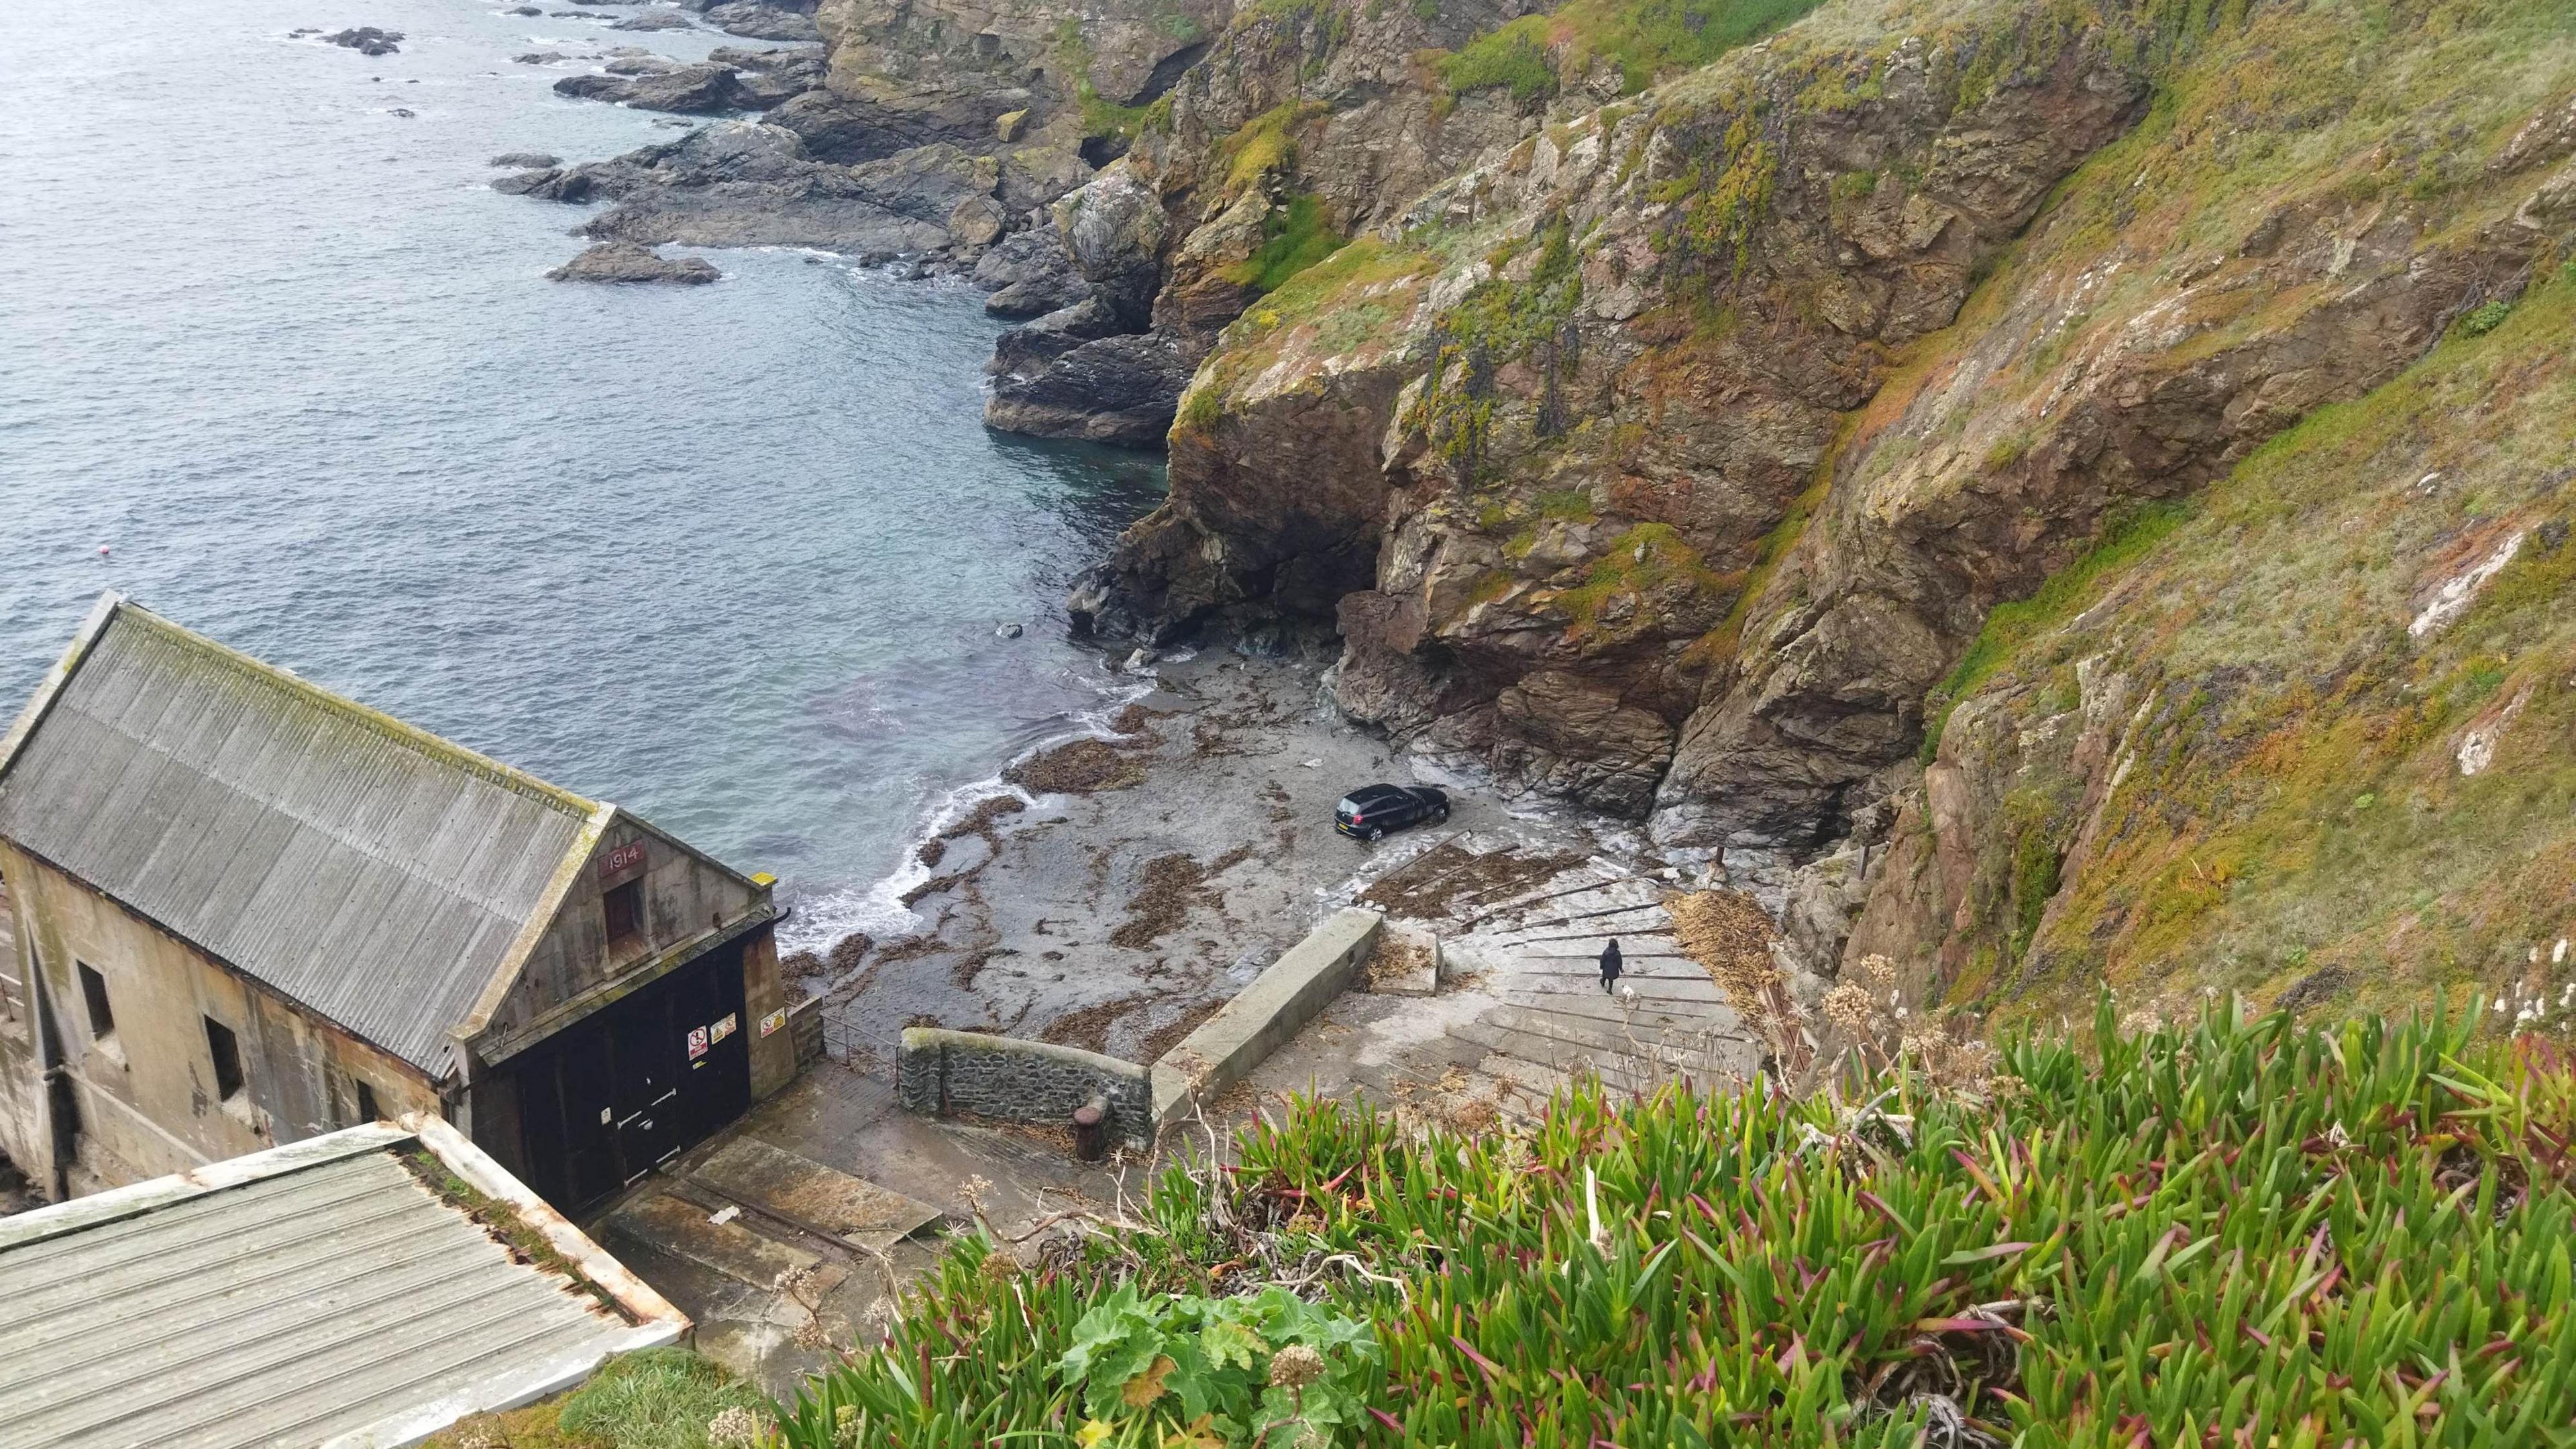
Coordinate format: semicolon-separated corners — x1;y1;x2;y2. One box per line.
1218;101;1330;195
1931;252;2576;1027
1438;0;1824;101
1173;236;1444;441
1920;498;2195;761
1056;19;1177;142
1223;194;1350;294
775;1004;2576;1446
1410;215;1587;478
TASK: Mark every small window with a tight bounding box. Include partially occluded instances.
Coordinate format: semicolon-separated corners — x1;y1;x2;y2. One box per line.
603;879;643;943
356;1080;380;1123
78;963;114;1039
205;1016;244;1100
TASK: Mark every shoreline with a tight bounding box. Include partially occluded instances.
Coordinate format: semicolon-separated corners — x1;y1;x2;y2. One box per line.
792;640;1674;1077
775;645;1161;965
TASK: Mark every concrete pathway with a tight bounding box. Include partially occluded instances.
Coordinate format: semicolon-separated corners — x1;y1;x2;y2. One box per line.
1238;832;1762;1130
582;1061;1143;1397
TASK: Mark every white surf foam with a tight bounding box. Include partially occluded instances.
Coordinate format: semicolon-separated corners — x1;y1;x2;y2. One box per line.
779;661;1159;961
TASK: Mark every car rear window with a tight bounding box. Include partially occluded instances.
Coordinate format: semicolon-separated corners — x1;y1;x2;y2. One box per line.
1336;798;1362;814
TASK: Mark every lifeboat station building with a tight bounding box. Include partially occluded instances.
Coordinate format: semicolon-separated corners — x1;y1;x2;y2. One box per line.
0;594;796;1216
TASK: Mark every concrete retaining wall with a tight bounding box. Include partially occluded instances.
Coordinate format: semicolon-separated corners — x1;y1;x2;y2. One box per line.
1152;907;1382;1126
896;1028;1153;1148
788;996;826;1070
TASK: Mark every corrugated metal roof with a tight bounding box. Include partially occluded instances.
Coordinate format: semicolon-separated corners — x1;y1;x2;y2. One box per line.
0;1137;645;1449
0;601;596;1074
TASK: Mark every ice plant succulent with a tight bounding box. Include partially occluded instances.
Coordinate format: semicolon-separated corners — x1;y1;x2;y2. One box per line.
775;998;2576;1446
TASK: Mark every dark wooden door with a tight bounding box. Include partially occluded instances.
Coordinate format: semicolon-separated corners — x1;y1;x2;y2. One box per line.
504;936;757;1214
671;944;751;1146
612;984;684;1181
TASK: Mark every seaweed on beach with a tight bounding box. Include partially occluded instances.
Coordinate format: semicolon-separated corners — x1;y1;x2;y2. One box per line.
1111;847;1254;951
1006;739;1152;794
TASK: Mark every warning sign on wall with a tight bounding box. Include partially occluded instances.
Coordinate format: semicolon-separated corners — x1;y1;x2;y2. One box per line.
710;1012;737;1044
760;1007;788;1038
686;1025;709;1061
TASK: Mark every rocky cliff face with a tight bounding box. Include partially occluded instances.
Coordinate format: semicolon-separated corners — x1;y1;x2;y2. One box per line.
1837;73;2576;1028
1654;7;2553;869
1083;0;2161;777
981;0;1555;443
1072;0;2576;1016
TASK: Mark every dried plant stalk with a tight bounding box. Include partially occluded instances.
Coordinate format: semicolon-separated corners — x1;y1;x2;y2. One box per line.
1667;889;1812;1077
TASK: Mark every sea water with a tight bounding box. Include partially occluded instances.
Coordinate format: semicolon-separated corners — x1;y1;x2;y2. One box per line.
0;0;1166;949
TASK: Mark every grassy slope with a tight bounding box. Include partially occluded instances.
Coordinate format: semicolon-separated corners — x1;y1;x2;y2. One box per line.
1937;254;2576;1028
1745;0;2576;1024
1826;0;2576;669
1435;0;1826;99
425;1348;767;1449
780;1006;2576;1446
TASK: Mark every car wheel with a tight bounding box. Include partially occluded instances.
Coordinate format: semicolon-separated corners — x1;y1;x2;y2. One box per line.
1434;804;1450;823
1366;826;1385;842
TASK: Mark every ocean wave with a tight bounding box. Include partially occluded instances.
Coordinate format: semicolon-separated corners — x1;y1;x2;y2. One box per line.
779;662;1157;963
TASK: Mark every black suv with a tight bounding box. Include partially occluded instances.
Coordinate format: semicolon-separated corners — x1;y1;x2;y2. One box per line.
1333;784;1449;841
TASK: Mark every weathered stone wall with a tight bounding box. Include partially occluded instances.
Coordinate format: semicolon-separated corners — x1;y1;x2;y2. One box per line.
896;1027;1152;1148
788;994;827;1071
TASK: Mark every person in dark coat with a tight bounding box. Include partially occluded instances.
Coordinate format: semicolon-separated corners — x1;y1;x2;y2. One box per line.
1599;938;1623;994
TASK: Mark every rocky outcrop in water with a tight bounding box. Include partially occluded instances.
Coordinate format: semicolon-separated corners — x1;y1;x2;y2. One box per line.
987;329;1194;446
521;0;1224;292
611;9;698;31
972;225;1088;318
547;241;720;282
506;121;1015;256
553;59;750;112
325;26;402;56
541;42;823;106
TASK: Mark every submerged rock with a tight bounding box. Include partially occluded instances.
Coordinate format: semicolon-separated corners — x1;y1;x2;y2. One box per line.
546;241;718;283
488;151;561;168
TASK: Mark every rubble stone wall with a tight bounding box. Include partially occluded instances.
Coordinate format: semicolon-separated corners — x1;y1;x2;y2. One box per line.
896;1027;1153;1147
